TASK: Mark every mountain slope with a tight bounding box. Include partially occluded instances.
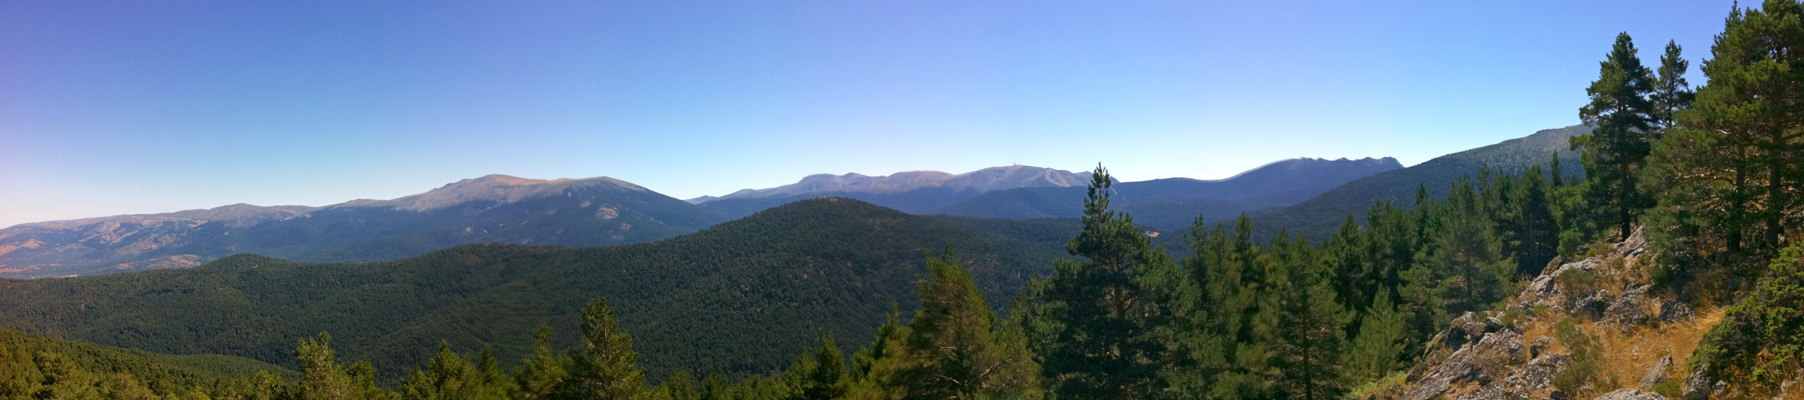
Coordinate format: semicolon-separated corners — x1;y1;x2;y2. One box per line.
0;198;1075;381
0;174;728;278
0;328;291;388
1254;125;1590;239
936;157;1403;228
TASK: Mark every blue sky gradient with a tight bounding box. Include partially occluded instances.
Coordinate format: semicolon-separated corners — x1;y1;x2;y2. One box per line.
0;1;1730;228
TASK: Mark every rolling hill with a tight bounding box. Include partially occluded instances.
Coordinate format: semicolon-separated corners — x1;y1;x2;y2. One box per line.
0;198;1077;381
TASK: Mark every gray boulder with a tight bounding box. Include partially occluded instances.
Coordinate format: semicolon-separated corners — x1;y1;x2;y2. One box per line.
1594;388;1665;400
1638;356;1671;389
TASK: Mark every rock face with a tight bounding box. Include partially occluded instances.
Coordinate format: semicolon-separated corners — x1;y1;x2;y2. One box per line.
1399;228;1700;400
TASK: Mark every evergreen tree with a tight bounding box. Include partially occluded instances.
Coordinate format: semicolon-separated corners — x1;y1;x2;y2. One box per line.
0;343;43;398
1574;32;1658;240
1267;235;1351;400
32;352;103;399
1419;179;1513;315
1694;242;1804;392
658;371;699;400
1507;165;1560;276
1345;289;1407;384
1648;0;1804;272
793;338;850;400
518;325;571;400
1182;214;1273;399
1652;40;1696;129
1025;164;1192;400
880;251;1041;400
699;375;729;400
295;333;396;400
553;299;648;400
403;342;516;400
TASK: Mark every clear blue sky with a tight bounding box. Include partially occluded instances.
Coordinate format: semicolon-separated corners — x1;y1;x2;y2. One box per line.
0;1;1730;228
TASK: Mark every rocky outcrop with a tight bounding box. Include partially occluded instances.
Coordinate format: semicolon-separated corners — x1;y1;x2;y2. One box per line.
1595;389;1666;400
1399;228;1702;400
1402;313;1550;400
1638;356;1671;390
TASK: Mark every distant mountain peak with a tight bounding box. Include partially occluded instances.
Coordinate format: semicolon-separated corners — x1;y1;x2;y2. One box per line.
368;175;647;212
701;165;1086;203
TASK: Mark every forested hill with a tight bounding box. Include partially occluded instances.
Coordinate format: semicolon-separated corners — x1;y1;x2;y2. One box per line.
1252;124;1589;239
0;327;292;396
0;198;1076;381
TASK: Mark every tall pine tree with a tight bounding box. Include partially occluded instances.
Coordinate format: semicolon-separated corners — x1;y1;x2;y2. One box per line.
554;299;648;400
1025;164;1193;400
1575;32;1658;240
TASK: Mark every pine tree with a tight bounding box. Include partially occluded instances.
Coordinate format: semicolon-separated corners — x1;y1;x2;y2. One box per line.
295;333;396;400
1267;235;1352;400
793;338;849;400
1509;165;1559;276
554;299;648;400
1646;0;1804;276
1574;32;1658;240
0;342;43;398
1652;40;1696;129
659;371;700;400
518;325;571;400
404;342;516;400
1025;164;1191;400
1345;288;1406;384
881;250;1041;400
1182;214;1272;399
1420;179;1513;315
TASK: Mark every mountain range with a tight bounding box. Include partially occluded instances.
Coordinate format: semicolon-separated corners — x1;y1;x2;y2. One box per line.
1250;124;1590;238
936;157;1403;228
0;156;1399;278
0;123;1599;385
0;124;1590;279
0;175;724;278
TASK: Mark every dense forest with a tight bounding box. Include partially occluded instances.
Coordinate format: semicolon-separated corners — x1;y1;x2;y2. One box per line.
11;1;1804;399
0;200;1078;383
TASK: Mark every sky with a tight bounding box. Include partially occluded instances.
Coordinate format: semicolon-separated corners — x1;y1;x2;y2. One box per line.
0;1;1732;228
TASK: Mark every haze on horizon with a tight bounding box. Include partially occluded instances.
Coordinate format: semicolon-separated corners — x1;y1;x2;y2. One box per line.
0;1;1728;228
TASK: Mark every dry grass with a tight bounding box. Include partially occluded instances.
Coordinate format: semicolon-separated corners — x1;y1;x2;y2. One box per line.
1501;234;1728;398
1591;306;1723;390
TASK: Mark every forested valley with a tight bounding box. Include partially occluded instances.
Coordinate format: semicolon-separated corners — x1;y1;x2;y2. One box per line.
12;1;1804;399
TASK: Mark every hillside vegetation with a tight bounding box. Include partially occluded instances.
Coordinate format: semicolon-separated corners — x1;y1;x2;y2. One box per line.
0;328;291;399
0;198;1075;382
